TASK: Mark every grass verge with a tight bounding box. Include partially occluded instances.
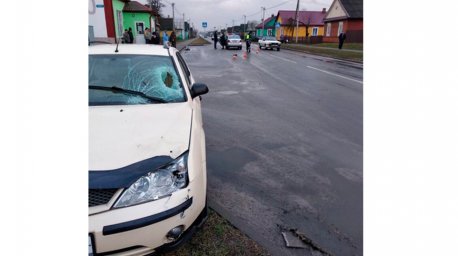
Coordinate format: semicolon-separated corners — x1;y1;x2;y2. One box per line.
282;44;363;62
162;208;270;256
188;37;211;46
311;43;363;51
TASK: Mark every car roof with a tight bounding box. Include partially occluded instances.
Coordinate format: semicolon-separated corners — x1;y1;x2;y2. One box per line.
89;44;171;56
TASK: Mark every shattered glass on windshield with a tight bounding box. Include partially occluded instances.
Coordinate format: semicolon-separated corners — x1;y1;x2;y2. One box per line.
89;55;185;105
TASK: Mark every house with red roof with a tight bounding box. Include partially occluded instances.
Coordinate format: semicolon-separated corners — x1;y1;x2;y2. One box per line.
275;9;327;43
323;0;363;43
89;0;159;43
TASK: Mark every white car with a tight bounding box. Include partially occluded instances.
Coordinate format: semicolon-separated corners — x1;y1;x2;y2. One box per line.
226;34;242;50
89;44;208;255
258;36;281;51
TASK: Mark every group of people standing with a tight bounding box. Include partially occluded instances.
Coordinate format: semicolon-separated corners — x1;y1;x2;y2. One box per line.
122;27;177;48
143;28;161;45
122;27;134;44
214;31;228;49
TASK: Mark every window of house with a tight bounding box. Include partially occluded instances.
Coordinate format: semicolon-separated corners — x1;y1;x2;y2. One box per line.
267;29;272;36
326;23;331;36
136;22;144;35
312;27;318;36
337;21;343;36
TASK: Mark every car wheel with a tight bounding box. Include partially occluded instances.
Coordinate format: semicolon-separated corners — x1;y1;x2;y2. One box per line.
277;47;280;51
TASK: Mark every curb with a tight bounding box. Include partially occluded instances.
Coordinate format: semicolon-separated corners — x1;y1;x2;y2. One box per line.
281;46;363;64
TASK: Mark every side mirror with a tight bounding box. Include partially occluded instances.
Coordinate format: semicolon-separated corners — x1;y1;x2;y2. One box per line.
190;83;209;99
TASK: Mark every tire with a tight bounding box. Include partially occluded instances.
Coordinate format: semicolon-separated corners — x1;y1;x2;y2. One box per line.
277;47;280;51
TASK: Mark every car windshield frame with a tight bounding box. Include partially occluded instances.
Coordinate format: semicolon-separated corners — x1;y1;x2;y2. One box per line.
89;54;187;106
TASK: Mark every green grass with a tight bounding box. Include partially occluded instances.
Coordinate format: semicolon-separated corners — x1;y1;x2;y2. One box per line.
162;209;270;256
282;44;363;62
312;43;363;51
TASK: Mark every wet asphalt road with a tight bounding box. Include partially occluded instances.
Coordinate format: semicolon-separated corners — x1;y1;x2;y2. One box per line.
181;42;363;256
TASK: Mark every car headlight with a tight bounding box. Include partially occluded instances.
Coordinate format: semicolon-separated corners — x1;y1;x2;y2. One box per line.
113;152;189;208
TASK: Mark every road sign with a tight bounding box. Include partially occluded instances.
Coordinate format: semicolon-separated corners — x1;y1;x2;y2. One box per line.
275;22;281;28
202;22;207;28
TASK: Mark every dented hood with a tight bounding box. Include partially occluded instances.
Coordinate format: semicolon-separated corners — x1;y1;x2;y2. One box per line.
89;103;192;171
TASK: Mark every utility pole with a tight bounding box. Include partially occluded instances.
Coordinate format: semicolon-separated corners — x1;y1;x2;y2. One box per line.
183;13;185;38
172;3;175;30
294;0;300;43
243;15;246;35
261;7;266;36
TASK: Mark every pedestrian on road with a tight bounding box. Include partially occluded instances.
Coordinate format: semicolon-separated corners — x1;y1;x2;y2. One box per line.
220;32;227;49
144;28;152;44
213;30;218;49
162;31;169;47
245;33;251;53
122;29;130;44
338;32;346;49
170;31;177;48
128;27;134;44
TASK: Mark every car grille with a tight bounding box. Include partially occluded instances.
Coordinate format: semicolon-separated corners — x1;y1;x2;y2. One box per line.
89;189;119;207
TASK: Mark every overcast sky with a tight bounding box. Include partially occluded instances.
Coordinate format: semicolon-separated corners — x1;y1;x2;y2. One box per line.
139;0;333;31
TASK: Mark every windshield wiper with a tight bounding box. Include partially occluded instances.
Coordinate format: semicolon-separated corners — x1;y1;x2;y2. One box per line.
89;85;168;103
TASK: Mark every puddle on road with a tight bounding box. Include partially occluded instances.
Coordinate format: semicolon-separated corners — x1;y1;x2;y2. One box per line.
207;147;258;174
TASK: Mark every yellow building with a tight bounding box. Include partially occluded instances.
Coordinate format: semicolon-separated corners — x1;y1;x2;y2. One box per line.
275;9;327;42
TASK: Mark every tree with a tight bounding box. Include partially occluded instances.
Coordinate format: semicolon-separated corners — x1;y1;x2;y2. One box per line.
305;17;311;40
247;20;258;31
147;0;166;16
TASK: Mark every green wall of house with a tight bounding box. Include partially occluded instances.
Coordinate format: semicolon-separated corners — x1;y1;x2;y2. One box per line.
123;12;151;37
256;18;277;37
112;0;125;38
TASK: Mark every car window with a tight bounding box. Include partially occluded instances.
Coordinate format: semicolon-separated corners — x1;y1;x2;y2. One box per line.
176;52;192;89
266;36;276;40
228;35;240;39
89;54;186;106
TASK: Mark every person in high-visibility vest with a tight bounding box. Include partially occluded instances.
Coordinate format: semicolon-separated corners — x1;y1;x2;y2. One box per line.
245;33;251;53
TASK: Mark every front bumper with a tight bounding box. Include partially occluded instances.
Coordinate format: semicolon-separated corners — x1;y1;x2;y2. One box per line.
89;173;206;256
264;44;280;49
227;42;242;48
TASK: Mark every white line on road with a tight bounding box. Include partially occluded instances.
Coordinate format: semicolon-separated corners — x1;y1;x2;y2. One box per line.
264;52;297;64
306;66;363;84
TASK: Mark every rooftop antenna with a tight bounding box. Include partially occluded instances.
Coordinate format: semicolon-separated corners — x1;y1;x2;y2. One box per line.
115;36;120;52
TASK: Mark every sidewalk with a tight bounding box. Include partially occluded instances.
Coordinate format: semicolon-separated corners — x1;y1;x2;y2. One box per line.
280;43;363;63
176;38;198;52
287;44;363;53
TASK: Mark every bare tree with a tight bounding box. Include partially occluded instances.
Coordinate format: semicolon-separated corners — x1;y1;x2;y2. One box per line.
147;0;166;16
305;17;311;40
247;20;258;32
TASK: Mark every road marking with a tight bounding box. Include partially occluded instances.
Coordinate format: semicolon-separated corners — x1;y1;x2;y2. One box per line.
306;66;363;84
265;52;297;64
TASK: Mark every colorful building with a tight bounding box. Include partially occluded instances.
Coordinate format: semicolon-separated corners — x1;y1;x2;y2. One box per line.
88;0;158;43
256;15;276;37
275;9;327;42
323;0;363;43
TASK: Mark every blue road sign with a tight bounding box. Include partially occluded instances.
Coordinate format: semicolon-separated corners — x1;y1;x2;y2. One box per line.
202;22;207;28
